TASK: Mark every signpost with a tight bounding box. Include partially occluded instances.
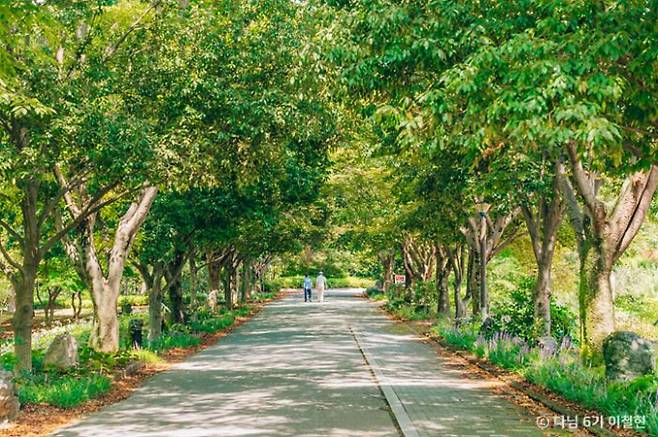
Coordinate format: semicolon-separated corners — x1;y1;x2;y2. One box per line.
394;274;406;285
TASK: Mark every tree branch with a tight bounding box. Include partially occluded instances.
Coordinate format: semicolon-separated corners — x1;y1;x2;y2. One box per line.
565;142;604;226
40;182;126;256
102;1;162;63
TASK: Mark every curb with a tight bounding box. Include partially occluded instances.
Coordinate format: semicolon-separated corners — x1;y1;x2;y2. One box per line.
350;327;419;437
386;313;628;437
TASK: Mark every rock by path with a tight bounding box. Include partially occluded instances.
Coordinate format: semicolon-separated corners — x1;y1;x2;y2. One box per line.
52;290;559;437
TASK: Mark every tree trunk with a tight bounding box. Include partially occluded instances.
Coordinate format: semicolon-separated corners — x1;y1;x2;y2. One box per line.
81;187;158;352
91;283;120;352
435;246;450;316
478;234;489;318
562;146;658;354
208;251;221;293
240;261;249;304
521;169;564;337
11;178;42;372
71;290;82;320
380;252;394;291
467;247;479;315
189;255;198;321
224;272;233;310
148;276;163;342
12;264;37;373
579;243;615;350
165;249;187;325
535;259;552;335
168;280;184;324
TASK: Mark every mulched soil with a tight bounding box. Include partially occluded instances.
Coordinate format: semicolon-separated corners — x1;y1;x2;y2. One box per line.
1;297;277;437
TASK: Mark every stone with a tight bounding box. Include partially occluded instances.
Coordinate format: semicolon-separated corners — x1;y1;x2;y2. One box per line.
44;332;79;369
537;336;558;359
602;331;656;381
207;290;218;310
0;370;19;423
538;336;558;352
478;317;497;340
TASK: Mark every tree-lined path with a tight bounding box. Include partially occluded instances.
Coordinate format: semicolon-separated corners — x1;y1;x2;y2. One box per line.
53;291;551;437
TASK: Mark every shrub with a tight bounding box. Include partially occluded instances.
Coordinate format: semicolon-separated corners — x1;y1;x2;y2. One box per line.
131;349;164;364
365;287;383;297
147;332;200;352
489;276;577;344
433;322;479;351
523;359;657;435
118;295;149;307
17;374;111;408
273;276;374;289
261;280;281;294
190;314;235;334
79;347;133;372
485;332;531;370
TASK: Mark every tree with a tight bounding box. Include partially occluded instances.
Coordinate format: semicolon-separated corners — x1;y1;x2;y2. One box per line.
0;0;171;371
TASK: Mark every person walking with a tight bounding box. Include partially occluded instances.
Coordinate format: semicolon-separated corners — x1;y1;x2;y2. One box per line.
316;271;328;303
303;274;313;302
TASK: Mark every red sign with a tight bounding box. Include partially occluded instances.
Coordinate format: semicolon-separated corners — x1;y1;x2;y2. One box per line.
394;274;406;284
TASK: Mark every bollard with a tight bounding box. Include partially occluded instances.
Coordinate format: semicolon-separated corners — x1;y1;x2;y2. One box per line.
129;318;144;348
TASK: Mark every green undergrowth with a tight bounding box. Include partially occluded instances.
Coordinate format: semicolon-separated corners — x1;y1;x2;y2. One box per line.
2;301;258;409
374;283;657;436
431;321;658;435
17;373;111;408
118;294;150;307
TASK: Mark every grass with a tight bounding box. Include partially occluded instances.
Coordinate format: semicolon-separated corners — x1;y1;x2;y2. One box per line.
130;349;163;364
524;360;658;435
190;313;235;334
389;303;432;321
431;323;478;351
0;295;258;414
147;331;201;352
432;319;658;435
17;373;111;408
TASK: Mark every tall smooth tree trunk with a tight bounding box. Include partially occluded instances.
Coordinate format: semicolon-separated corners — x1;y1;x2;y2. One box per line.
223;270;234;310
189;255;199;320
240;261;249;304
166;251;186;324
535;260;553;334
447;244;467;320
168;280;184;324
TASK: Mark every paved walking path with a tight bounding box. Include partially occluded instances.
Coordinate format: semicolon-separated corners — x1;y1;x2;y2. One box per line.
53;290;550;437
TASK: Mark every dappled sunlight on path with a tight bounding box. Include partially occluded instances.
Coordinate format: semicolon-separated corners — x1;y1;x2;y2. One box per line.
52;290;551;437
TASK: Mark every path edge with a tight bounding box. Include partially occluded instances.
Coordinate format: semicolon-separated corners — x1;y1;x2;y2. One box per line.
351;327;420;437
